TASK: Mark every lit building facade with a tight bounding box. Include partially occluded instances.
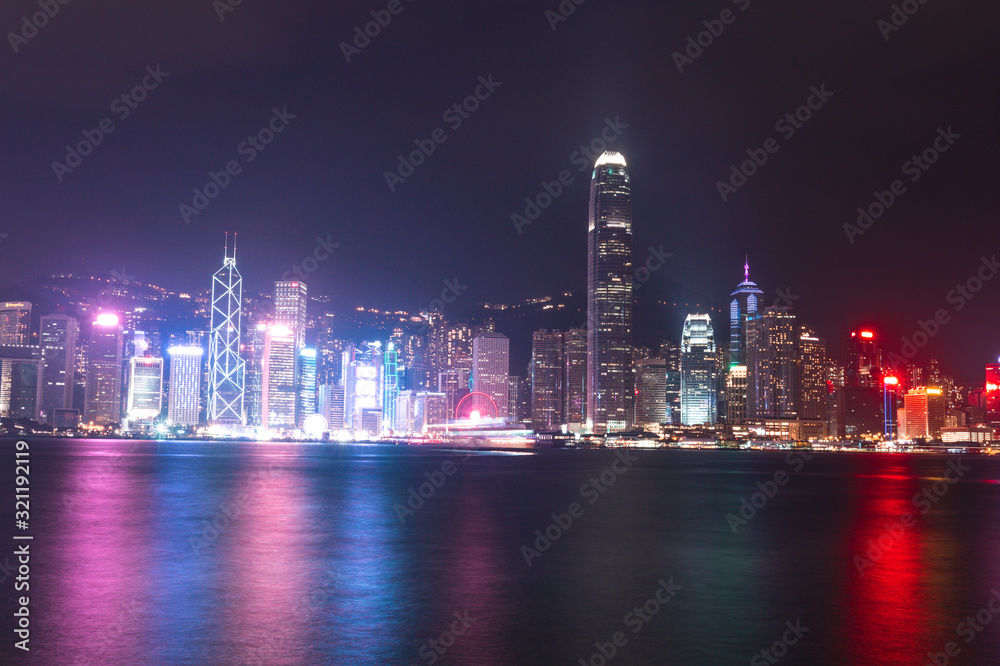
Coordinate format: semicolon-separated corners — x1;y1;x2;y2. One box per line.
39;314;78;424
84;314;124;426
262;324;297;430
472;333;509;419
531;330;563;430
745;307;797;420
680;314;717;426
563;328;587;425
635;358;668;427
0;345;42;422
798;327;827;421
904;386;946;439
587;151;633;433
728;262;763;367
167;346;202;426
0;302;32;346
208;241;245;424
126;357;163;423
298;347;317;426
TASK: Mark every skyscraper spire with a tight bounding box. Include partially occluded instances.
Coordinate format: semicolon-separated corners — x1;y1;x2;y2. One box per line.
744;256;749;282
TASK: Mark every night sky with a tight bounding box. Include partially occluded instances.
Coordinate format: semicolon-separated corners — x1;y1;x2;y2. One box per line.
1;0;997;381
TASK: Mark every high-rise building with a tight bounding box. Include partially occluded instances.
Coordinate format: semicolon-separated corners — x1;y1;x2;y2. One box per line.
635;358;668;427
318;383;346;430
262;324;297;430
208;239;245;424
382;343;400;433
680;314;717;426
243;323;266;427
39;314;78;423
745;307;797;420
726;365;748;425
531;330;563;430
904;387;946;439
0;344;43;422
728;261;763;368
298;347;317;426
167;346;203;426
0;302;32;346
587;151;633;434
84;314;124;426
438;367;470;418
472;332;509;419
847;329;883;388
798;327;827;421
342;342;382;431
126;357;163;423
985;361;1000;427
274;281;308;347
563;329;587;425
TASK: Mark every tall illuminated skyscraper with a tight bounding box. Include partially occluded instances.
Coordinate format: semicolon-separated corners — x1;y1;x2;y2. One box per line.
275;281;308;347
562;328;587;425
531;330;563;430
84;313;124;426
126;357;163;424
745;307;797;420
472;332;509;419
298;347;317;426
587;151;633;433
39;313;78;423
208;237;245;424
382;343;399;433
167;346;203;426
680;314;717;426
728;261;763;367
262;324;296;430
797;327;827;421
0;302;32;346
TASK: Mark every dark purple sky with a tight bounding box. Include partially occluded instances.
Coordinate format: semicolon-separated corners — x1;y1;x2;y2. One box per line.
1;0;997;382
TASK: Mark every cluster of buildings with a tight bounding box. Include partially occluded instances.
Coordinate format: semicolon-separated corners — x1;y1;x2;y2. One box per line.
1;151;996;444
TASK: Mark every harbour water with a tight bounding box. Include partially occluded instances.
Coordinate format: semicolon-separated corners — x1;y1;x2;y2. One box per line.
3;439;1000;664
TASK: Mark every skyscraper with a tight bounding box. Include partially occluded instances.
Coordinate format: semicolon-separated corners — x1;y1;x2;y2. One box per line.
298;347;318;426
84;313;124;426
275;280;308;347
562;328;587;425
728;261;763;367
262;324;296;430
903;387;946;439
126;357;163;423
167;346;203;426
985;361;1000;427
39;314;78;423
208;238;245;424
635;358;668;427
587;151;633;433
0;302;32;346
381;343;399;433
531;330;563;430
0;345;42;422
472;332;509;419
745;307;798;420
798;327;828;421
680;314;717;426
